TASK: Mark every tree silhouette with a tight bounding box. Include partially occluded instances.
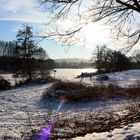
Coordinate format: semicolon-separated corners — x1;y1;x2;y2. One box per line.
91;45;131;72
15;25;47;80
39;0;140;49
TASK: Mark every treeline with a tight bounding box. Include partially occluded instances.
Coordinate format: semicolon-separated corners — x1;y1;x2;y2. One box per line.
0;41;15;57
0;41;16;72
55;61;91;68
91;45;140;72
0;25;55;80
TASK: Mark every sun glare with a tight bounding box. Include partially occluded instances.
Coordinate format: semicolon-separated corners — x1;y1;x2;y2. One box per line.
82;23;110;48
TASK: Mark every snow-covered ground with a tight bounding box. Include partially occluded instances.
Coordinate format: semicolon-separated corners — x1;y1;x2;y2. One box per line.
72;70;140;87
0;84;52;139
73;122;140;140
0;74;25;86
0;84;139;139
0;84;140;140
0;70;140;139
1;70;140;87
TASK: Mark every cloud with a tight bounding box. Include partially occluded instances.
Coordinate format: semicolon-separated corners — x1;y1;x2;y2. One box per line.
2;0;138;51
0;1;114;45
0;0;29;13
0;0;48;23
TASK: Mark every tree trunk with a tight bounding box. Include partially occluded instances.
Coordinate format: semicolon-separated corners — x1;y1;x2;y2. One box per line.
27;58;32;81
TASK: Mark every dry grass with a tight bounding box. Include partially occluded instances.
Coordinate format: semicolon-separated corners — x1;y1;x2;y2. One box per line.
14;76;57;88
29;102;140;140
43;81;125;102
125;102;140;112
124;86;140;98
0;76;11;90
51;102;140;139
43;81;140;102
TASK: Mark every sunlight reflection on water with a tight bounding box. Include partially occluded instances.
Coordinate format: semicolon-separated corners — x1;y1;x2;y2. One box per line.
51;68;97;80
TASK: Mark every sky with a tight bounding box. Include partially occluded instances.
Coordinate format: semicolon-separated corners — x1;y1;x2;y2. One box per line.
0;0;112;59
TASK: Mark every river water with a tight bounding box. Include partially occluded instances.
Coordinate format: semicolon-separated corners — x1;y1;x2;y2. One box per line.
51;68;97;80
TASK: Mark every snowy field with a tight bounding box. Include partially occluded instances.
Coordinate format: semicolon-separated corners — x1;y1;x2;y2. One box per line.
0;74;25;86
0;70;140;139
0;84;52;139
0;84;139;139
73;70;140;87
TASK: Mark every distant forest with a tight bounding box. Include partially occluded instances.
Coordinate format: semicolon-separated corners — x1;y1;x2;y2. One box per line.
55;61;92;68
0;40;55;70
1;40;140;74
0;40;55;79
0;40;91;74
91;45;140;72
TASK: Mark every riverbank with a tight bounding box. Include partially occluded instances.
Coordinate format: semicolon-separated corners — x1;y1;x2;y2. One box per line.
73;69;140;88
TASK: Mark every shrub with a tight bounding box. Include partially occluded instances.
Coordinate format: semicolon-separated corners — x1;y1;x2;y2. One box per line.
124;87;140;98
14;76;57;87
107;83;123;94
12;73;21;78
0;76;11;90
43;80;140;102
43;81;117;102
125;102;140;112
52;80;84;91
96;75;109;81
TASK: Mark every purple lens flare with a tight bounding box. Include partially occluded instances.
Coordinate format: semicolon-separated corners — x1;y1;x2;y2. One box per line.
37;122;53;140
37;97;68;140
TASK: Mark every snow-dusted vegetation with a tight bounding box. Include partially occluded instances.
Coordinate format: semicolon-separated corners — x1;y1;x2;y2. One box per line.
73;70;140;88
1;0;140;139
0;70;140;139
73;122;140;140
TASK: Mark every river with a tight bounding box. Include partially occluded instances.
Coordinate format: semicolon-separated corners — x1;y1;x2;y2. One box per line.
51;68;97;80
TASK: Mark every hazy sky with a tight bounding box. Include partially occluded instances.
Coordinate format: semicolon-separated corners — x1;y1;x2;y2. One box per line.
0;0;112;59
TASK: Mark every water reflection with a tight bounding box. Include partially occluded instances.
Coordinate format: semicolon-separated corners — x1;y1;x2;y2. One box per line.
51;68;97;80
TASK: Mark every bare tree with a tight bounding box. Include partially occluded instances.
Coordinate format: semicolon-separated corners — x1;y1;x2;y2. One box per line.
16;25;47;80
91;45;131;72
132;49;140;68
91;45;102;72
38;0;140;49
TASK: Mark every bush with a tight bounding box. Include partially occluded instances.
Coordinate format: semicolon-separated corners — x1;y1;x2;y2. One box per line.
43;81;140;102
12;73;21;78
125;102;140;112
124;87;140;98
0;77;11;90
52;80;84;91
42;81;117;102
14;76;57;88
96;75;109;81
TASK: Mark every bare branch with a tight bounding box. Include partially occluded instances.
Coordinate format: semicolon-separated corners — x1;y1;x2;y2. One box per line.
37;0;140;49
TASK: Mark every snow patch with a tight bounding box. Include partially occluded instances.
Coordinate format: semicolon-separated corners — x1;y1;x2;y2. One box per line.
73;123;140;140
